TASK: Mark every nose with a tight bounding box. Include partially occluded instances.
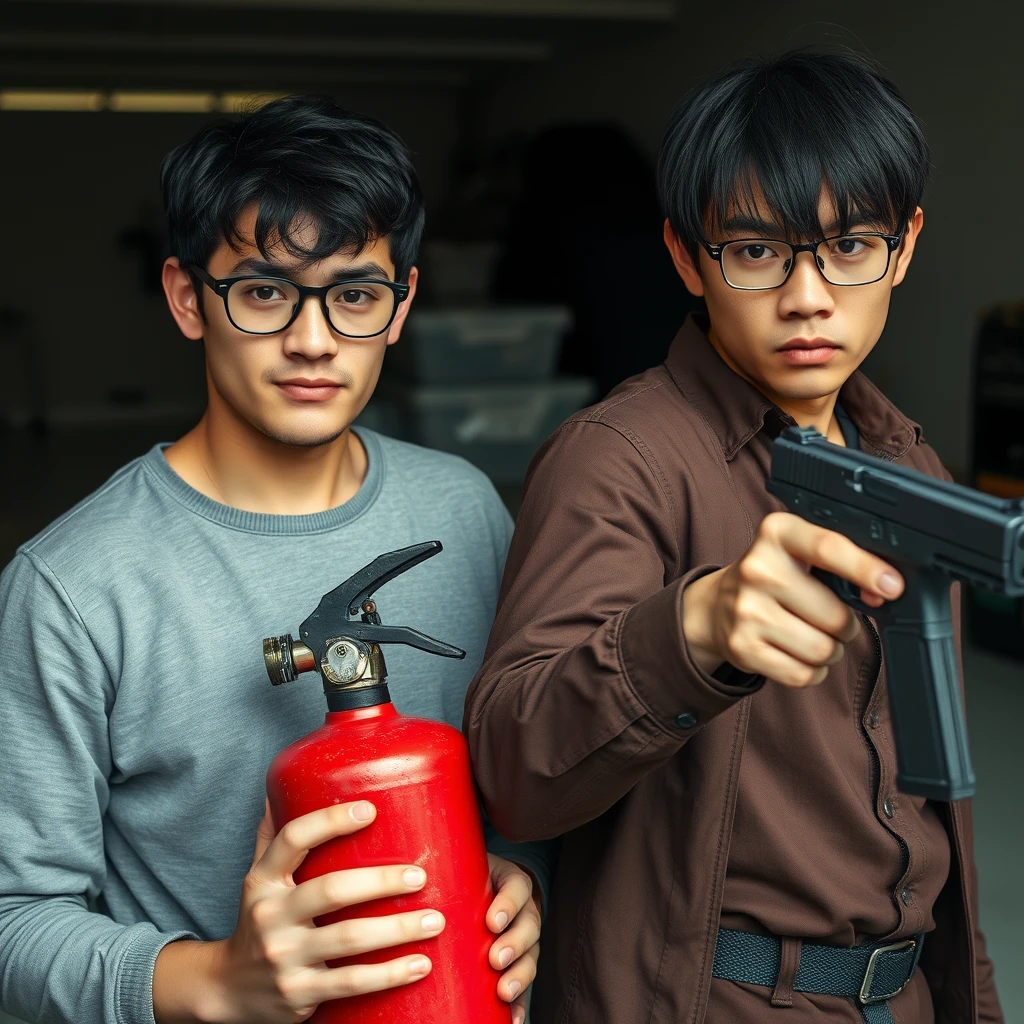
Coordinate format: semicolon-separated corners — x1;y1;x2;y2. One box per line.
281;294;339;360
776;250;835;320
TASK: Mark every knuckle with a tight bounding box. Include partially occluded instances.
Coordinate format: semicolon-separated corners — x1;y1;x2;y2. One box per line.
330;918;360;952
259;933;288;967
321;873;349;907
276;820;303;853
249;896;276;932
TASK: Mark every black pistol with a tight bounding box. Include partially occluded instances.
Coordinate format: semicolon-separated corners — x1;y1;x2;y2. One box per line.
768;425;1024;801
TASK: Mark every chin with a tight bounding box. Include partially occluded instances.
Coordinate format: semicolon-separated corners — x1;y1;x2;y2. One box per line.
259;421;351;448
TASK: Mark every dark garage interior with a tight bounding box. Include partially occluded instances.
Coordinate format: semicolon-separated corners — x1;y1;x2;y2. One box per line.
0;1;1021;1020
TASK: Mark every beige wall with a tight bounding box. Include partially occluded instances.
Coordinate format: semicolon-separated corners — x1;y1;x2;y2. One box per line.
475;0;1024;475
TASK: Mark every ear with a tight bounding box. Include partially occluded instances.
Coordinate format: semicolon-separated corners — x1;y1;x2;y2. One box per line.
385;265;418;346
162;257;205;341
891;206;924;288
663;220;705;298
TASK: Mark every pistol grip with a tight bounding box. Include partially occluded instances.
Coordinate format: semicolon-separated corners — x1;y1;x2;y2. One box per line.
874;573;975;801
813;567;975;801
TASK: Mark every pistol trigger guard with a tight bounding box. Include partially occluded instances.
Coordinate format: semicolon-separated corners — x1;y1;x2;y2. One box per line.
811;567;874;616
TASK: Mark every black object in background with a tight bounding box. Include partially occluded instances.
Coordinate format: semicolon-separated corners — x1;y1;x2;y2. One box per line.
492;123;703;399
969;305;1024;660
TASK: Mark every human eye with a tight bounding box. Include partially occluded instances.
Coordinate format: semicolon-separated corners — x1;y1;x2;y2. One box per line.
829;235;880;259
333;283;385;311
734;241;782;262
243;280;289;303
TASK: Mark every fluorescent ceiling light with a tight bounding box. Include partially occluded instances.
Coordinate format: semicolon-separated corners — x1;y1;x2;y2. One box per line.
108;91;216;113
218;92;288;112
0;90;105;111
0;91;289;113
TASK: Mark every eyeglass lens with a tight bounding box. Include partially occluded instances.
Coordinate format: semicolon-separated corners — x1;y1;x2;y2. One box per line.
720;236;892;289
226;279;398;336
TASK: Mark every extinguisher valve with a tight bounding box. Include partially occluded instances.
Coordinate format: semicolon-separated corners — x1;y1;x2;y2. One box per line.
263;634;317;685
262;542;466;695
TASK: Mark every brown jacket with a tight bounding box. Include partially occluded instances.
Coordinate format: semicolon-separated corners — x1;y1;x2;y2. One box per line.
464;317;1002;1024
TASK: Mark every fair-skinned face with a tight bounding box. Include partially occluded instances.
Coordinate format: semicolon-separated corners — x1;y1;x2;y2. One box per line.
163;206;416;452
664;190;923;436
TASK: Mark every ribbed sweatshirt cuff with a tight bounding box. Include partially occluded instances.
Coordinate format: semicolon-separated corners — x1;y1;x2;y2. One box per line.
115;927;199;1024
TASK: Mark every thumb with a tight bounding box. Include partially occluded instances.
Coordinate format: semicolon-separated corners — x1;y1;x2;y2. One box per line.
250;799;277;869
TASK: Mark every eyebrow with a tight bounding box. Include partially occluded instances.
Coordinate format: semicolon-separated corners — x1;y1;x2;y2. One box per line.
227;257;394;282
717;211;889;240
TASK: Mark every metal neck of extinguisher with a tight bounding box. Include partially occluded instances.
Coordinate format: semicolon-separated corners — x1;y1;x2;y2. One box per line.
261;541;466;711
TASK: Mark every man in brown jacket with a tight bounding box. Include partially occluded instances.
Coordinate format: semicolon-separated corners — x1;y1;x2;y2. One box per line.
464;50;1003;1024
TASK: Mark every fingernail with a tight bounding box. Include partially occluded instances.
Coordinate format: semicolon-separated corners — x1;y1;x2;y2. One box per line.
494;911;509;930
350;801;374;821
408;957;431;979
421;913;442;932
513;1012;525;1024
498;946;514;969
404;867;426;887
878;571;901;597
508;981;522;1000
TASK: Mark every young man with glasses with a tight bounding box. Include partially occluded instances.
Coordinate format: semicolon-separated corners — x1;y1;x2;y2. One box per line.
465;50;1002;1024
0;96;544;1024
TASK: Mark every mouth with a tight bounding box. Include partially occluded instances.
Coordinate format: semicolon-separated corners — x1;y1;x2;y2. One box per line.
275;378;344;402
776;338;841;366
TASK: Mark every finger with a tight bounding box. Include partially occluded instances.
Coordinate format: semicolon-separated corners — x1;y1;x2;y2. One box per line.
255;802;377;882
734;556;860;646
755;601;847;668
486;861;532;934
743;639;831;689
490;899;541;972
317;954;433;1000
305;909;445;961
512;995;529;1024
250;799;277;870
288;864;427;924
499;942;539;1005
765;513;904;602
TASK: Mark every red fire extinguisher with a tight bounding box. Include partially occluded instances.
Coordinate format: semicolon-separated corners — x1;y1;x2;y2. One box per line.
261;541;509;1023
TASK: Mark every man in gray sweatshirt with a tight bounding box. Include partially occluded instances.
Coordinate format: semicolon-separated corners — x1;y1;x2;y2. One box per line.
0;96;544;1024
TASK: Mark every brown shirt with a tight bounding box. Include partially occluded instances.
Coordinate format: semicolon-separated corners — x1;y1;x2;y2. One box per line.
464;316;1002;1024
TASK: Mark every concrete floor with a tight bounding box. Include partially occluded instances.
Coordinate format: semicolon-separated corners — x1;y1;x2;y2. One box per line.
0;424;1020;1022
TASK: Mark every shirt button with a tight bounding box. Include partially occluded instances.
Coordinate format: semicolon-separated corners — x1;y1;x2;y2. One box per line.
675;712;698;729
868;712;880;729
883;797;895;819
901;888;912;906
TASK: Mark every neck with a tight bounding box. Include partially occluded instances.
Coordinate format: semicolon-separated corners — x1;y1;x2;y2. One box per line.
707;327;847;447
164;395;368;516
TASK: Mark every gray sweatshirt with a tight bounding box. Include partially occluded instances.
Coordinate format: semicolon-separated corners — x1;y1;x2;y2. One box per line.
0;429;549;1024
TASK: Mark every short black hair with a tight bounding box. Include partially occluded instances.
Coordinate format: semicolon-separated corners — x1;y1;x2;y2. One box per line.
161;95;424;282
657;49;930;257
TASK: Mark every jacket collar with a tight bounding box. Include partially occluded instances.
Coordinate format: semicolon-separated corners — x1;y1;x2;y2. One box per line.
663;314;922;461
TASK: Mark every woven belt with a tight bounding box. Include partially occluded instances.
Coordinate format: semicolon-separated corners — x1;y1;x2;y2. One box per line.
712;927;925;1023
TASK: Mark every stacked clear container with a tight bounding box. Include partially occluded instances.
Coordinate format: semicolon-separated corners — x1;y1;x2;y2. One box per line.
364;301;595;486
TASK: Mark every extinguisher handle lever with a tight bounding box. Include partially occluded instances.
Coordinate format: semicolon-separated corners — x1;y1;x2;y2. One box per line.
294;541;466;665
342;623;465;660
337;541;443;617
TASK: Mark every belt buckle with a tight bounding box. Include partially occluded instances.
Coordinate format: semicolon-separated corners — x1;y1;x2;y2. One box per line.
859;939;916;1005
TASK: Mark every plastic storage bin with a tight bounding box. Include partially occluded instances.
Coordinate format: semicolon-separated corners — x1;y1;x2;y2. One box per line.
390;307;572;385
389;376;596;483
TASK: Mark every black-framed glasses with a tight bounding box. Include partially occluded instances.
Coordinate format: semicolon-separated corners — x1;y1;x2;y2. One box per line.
190;266;410;338
700;232;902;290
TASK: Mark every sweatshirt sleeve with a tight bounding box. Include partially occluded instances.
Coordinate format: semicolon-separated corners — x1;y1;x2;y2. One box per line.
0;552;196;1024
463;419;761;843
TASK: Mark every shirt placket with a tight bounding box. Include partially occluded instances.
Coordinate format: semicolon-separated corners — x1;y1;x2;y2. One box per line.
861;618;926;938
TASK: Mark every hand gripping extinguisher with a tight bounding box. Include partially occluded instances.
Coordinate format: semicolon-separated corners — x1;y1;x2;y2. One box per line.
261;540;510;1024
